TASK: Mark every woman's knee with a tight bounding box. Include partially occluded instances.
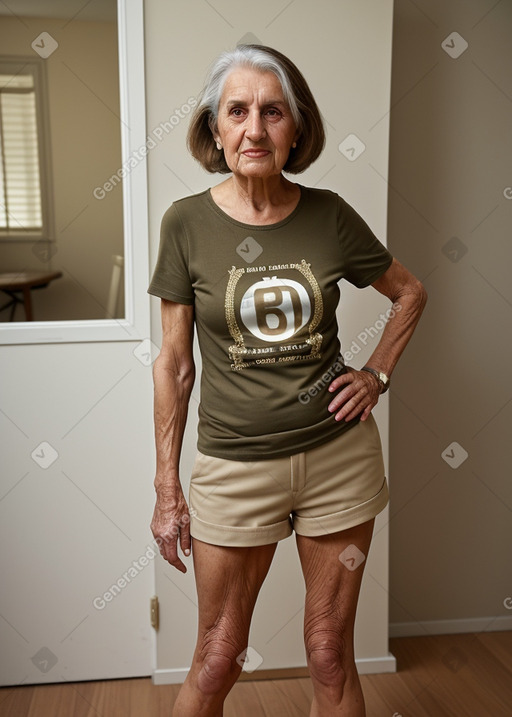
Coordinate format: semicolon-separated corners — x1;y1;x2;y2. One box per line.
197;651;236;695
305;624;348;689
196;630;245;695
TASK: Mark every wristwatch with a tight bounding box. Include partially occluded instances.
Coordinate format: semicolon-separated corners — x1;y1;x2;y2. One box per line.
361;366;390;393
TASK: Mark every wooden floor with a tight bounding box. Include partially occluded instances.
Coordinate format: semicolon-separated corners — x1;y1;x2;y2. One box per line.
1;632;511;716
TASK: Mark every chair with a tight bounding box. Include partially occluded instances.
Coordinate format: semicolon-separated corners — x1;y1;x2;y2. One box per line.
105;255;124;319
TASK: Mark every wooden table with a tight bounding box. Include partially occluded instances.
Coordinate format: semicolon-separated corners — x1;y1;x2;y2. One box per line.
0;270;63;321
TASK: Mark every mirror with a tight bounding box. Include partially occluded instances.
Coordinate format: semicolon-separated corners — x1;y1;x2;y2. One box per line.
0;0;149;343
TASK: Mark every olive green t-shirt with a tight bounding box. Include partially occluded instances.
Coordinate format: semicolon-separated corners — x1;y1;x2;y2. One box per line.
148;185;392;460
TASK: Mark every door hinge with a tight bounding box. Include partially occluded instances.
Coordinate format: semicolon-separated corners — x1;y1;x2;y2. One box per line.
150;595;159;631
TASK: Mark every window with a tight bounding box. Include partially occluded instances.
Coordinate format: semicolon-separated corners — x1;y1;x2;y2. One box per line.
0;59;51;238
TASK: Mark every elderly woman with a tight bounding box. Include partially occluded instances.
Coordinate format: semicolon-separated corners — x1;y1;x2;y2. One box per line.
149;44;426;717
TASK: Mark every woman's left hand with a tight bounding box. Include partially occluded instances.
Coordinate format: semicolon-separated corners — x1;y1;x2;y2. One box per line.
327;367;382;422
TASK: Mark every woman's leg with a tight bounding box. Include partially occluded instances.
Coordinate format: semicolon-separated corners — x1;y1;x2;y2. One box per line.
172;537;277;717
295;518;375;717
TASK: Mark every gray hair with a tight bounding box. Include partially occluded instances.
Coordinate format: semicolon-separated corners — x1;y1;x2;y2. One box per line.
200;44;302;131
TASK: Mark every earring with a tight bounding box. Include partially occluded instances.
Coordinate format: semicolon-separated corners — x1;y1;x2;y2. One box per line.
216;142;222;150
292;142;297;148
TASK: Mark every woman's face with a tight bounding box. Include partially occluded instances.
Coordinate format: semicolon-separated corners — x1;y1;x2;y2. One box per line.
212;67;299;180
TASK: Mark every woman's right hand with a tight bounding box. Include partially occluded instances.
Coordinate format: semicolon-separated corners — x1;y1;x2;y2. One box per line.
150;479;191;573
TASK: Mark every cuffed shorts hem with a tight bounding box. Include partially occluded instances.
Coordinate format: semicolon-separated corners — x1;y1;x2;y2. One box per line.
190;477;388;548
190;514;293;548
293;477;389;537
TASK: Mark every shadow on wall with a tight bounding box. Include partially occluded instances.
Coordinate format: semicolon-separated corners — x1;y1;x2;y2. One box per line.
387;0;512;635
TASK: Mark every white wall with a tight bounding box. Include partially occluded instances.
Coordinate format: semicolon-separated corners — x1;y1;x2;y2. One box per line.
144;0;396;680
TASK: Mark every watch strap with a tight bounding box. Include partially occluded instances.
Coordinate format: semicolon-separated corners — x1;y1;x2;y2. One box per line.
361;366;390;393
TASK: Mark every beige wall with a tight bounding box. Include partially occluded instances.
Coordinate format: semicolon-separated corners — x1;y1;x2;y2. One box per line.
388;0;512;634
0;15;123;321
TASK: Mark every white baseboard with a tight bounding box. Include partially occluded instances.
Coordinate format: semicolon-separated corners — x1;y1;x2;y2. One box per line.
152;653;397;685
356;653;397;674
151;618;512;685
153;668;189;685
390;615;512;638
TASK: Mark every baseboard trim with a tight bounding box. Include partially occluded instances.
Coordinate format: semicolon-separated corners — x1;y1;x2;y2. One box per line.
153;668;188;685
152;653;397;685
356;653;397;674
239;667;309;681
390;615;512;638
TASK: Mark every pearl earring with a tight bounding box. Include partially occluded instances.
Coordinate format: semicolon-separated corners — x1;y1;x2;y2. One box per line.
216;142;222;150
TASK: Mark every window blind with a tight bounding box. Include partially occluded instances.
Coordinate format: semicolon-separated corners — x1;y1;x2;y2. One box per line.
0;71;43;232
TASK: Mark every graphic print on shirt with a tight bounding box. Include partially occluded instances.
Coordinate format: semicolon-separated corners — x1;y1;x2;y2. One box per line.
225;259;324;370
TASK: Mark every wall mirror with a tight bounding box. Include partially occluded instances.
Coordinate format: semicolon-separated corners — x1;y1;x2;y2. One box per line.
0;0;149;344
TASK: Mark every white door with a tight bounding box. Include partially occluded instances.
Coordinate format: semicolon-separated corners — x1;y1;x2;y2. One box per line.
0;0;155;685
0;343;155;684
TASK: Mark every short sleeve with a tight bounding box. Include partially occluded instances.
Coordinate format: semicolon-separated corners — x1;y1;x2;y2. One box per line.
147;204;194;304
337;196;393;288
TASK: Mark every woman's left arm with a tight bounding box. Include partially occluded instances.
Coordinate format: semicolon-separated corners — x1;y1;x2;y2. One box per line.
328;257;428;422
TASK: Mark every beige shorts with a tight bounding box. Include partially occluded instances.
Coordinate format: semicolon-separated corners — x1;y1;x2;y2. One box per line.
189;414;389;547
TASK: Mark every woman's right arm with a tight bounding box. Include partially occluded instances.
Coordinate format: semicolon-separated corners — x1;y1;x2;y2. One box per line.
150;299;195;573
